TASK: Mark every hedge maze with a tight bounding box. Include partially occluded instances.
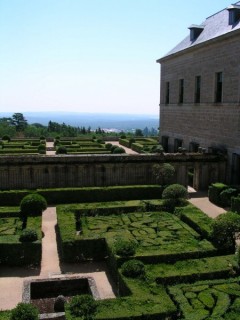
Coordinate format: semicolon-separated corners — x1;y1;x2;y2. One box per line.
0;208;42;265
55;197;240;319
0;138;46;155
169;278;240;319
1;186;240;319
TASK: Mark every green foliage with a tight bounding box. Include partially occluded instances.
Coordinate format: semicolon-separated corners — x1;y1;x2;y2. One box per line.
147;254;237;284
152;163;175;184
211;211;240;250
2;135;11;142
162;184;188;200
19;229;38;242
112;147;126;154
0;185;162;206
151;145;164;154
169;279;240;320
114;239;136;257
66;294;97;319
232;196;240;213
121;259;145;278
105;143;112;150
220;188;237;207
10;303;38;320
56;145;67;154
175;204;213;238
20;193;47;216
208;182;228;206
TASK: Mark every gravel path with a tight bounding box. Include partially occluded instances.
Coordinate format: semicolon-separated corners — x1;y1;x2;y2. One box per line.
188;191;226;218
0;207;115;311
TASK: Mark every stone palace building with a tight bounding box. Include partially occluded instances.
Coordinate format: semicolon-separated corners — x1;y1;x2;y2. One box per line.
157;2;240;184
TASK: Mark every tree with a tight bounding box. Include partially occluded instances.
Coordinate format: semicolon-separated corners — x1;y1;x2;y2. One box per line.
11;113;28;131
135;128;143;136
152;163;175;185
20;193;47;217
211;212;240;250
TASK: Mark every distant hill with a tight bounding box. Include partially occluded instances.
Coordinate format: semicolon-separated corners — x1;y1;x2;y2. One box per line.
0;112;159;131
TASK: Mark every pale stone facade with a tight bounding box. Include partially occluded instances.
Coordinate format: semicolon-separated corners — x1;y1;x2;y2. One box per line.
157;3;240;184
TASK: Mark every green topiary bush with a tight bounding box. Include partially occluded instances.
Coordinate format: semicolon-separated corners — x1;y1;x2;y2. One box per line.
56;146;67;154
211;211;240;251
219;188;237;207
112;147;126;154
10;303;38;320
20;193;47;216
66;294;97;319
232;196;240;213
208;183;228;206
105;143;112;150
38;144;46;154
19;229;38;242
2;135;11;142
162;184;188;200
114;239;136;257
121;259;145;278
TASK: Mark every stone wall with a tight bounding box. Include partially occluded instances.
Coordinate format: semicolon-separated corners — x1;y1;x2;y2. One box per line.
0;154;226;191
158;29;240;183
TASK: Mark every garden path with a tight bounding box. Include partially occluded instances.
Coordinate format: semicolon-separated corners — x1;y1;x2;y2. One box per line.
46;141;56;155
0;207;116;311
188;190;226;218
109;141;138;154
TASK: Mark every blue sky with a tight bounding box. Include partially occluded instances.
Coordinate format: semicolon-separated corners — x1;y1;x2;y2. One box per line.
0;0;232;115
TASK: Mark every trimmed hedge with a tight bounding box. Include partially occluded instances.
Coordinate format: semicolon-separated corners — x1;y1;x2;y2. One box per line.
0;185;163;206
231;196;240;213
0;242;41;265
175;204;213;239
208;183;228;206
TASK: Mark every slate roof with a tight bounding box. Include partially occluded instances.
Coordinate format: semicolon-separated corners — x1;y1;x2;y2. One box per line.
159;2;240;60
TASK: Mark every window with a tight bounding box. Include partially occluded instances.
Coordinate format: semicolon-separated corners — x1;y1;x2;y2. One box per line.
174;138;183;152
195;76;201;103
161;136;169;152
179;79;184;104
228;6;240;25
215;72;223;103
165;82;170;104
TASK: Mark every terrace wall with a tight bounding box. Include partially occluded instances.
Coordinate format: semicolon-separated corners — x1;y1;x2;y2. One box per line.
0;154;226;191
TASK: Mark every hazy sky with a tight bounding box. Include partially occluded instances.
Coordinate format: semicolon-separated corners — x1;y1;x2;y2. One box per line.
0;0;232;115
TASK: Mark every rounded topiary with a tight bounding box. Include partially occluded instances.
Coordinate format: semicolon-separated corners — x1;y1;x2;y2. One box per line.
56;146;67;154
120;134;127;139
114;239;136;257
19;229;38;242
67;294;97;319
54;295;66;312
162;184;188;200
110;145;118;152
38;144;46;153
40;136;45;140
20;193;47;216
105;143;112;150
10;303;38;320
211;211;240;250
2;135;10;142
121;259;145;278
112;147;126;154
